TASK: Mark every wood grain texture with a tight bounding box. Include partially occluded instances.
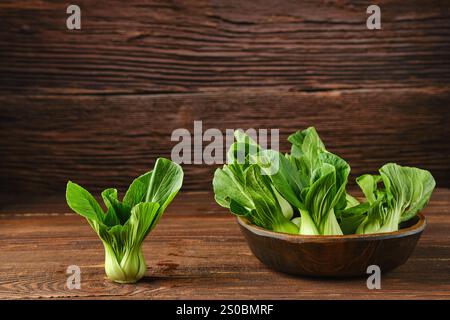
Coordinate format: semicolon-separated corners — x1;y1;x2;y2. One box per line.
0;189;448;300
0;0;449;94
238;214;426;277
1;89;449;195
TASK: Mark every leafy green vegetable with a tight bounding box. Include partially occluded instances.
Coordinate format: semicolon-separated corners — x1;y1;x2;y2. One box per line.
261;128;350;235
213;131;298;233
244;165;298;233
256;149;304;209
213;127;349;235
337;194;369;234
381;163;435;223
353;163;435;234
355;197;388;234
356;174;381;205
66;158;183;283
302;163;345;235
213;127;436;237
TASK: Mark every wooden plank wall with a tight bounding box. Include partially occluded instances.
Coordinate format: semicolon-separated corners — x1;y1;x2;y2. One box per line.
0;0;449;196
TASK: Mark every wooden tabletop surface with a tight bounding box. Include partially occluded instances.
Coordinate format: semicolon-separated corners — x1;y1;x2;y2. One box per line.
0;189;449;300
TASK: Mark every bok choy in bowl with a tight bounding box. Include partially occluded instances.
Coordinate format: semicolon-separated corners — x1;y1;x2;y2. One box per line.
213;128;435;276
66;157;183;283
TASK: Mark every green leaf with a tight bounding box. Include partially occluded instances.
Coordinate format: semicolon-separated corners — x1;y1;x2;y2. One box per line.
273;187;294;220
145;158;184;213
288;127;327;184
298;209;319;235
213;127;435;238
288;127;325;159
229;199;251;216
123;171;152;207
227;142;254;166
213;164;254;210
380;163;435;223
356;199;389;234
320;152;350;211
257;149;304;210
339;202;370;234
356;174;381;205
102;188;131;225
304;163;343;235
226;130;261;166
345;193;360;209
354;163;435;234
66;181;104;223
127;202;161;246
65;158;184;284
244;165;298;234
101;188;121;227
291;217;302;228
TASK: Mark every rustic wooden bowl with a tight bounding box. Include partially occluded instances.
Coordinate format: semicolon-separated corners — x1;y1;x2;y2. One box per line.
237;214;426;277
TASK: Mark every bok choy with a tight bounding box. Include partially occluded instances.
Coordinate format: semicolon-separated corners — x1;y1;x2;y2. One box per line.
260;128;350;235
350;163;435;234
213;127;435;237
213;131;298;233
66;158;183;283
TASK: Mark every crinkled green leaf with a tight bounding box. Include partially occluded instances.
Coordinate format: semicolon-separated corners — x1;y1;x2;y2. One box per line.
353;163;435;234
380;163;435;222
213;164;253;210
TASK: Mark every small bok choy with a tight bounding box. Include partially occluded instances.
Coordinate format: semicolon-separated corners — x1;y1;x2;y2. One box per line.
66;158;183;283
213;127;350;235
213;131;298;233
259;128;350;235
213;127;436;237
347;163;435;234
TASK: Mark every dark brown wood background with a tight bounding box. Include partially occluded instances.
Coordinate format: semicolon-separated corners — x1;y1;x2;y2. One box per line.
1;0;449;197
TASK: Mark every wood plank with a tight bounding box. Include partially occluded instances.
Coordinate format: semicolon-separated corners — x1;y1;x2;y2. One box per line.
0;190;222;216
0;189;448;299
1;89;449;195
0;0;449;94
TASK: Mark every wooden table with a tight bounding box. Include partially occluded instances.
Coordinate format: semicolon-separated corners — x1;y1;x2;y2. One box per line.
0;190;448;300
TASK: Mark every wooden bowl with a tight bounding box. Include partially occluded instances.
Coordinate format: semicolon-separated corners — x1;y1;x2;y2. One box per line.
237;214;426;277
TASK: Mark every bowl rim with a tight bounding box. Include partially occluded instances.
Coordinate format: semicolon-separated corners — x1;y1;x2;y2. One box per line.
237;213;426;242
